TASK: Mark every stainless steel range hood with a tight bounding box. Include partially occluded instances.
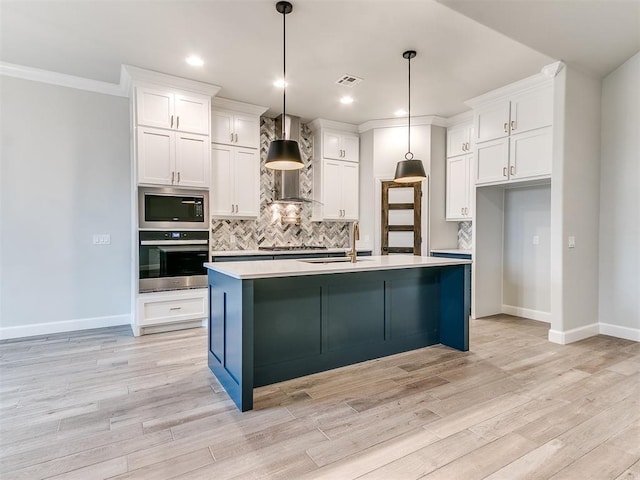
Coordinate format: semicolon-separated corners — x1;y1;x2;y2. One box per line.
272;115;311;204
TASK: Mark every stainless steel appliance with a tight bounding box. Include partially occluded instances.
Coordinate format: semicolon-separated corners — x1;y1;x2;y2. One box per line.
139;230;209;292
139;187;209;230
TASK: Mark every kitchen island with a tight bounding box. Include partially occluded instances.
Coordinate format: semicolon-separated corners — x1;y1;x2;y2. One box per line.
205;256;471;411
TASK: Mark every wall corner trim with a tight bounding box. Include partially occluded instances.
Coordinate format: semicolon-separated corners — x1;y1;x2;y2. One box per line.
0;314;131;340
0;61;128;97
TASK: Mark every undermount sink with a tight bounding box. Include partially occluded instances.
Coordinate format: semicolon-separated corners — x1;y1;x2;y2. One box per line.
299;257;372;264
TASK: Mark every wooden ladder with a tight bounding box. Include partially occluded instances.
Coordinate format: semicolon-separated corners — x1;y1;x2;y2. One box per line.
381;180;422;255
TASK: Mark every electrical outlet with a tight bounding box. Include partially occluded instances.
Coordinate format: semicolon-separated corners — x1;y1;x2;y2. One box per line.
92;234;111;245
532;235;540;245
568;236;576;248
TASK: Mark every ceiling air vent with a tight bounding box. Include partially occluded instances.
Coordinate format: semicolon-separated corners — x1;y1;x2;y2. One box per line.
335;74;363;87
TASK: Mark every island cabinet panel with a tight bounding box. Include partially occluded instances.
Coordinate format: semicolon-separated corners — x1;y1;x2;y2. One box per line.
253;284;322;366
207;264;470;411
325;280;385;351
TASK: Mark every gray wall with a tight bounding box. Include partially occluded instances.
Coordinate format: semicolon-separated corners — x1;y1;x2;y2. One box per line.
599;52;639;334
0;76;131;332
503;185;551;313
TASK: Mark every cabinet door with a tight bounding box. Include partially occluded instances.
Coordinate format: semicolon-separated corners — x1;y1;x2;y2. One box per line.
174;93;210;135
211;144;234;216
510;86;553;135
341;162;359;220
465;155;474;219
323;131;342;160
175;133;209;188
136;87;174;130
211;110;235;145
475;137;509;185
341;134;360;163
447;125;471;157
233;148;260;217
137;127;174;186
233;113;260;148
509;127;552;181
322;160;343;219
475;102;510;143
446;156;468;220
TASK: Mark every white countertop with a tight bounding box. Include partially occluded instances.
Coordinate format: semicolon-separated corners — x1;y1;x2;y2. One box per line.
205;255;471;280
430;249;472;256
211;248;371;257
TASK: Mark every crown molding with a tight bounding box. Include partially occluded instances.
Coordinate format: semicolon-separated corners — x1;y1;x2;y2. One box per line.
212;97;268;116
120;65;221;97
308;118;359;133
358;115;448;133
445;110;474;127
0;62;127;97
465;61;563;109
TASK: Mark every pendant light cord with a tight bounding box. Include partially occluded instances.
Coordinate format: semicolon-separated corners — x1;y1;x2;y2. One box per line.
407;53;412;160
282;8;287;140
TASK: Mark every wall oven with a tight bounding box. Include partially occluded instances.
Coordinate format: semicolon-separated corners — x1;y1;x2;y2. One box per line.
139;187;209;230
139;230;209;292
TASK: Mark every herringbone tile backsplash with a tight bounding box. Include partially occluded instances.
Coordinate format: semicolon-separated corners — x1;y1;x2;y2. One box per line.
458;221;472;250
211;118;351;250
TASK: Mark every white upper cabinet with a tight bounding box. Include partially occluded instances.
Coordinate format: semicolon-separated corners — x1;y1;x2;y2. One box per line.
322;131;359;162
446;154;473;221
210;144;259;218
136;86;210;135
137;127;209;188
471;83;553;186
447;124;474;157
315;159;359;221
211;109;260;149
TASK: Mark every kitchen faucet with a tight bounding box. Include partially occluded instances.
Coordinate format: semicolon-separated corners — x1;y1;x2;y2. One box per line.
348;221;359;263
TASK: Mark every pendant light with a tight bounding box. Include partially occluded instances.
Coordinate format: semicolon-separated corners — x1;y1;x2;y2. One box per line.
394;50;427;183
265;1;304;170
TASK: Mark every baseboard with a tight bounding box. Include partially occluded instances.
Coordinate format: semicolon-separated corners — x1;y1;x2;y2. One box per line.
548;323;599;345
502;305;551;323
0;314;131;340
599;323;640;342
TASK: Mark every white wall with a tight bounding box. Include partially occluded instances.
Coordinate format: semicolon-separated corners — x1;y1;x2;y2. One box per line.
549;66;603;343
503;185;551;319
598;52;640;340
0;76;131;338
357;129;375;251
429;126;459;251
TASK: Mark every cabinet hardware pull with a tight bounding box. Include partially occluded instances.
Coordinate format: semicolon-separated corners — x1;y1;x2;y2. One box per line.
466;142;470;150
177;172;180;184
510;165;515;175
177;116;180;129
460;208;464;215
503;122;508;133
461;143;465;151
510;120;516;130
171;171;175;184
171;115;174;128
169;307;182;311
230;133;234;142
503;167;507;177
234;133;238;143
465;207;469;215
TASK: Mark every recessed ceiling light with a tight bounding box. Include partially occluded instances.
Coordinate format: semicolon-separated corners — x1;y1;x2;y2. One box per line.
395;109;407;117
273;79;288;88
340;96;354;105
186;56;204;67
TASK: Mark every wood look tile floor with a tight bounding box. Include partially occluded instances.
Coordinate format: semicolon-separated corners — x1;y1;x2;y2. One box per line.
1;315;639;480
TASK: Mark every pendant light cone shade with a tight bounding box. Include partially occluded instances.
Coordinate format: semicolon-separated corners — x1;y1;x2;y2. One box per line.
266;139;303;170
265;1;304;171
394;50;427;183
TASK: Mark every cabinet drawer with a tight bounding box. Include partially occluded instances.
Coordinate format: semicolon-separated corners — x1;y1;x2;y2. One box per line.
138;290;207;326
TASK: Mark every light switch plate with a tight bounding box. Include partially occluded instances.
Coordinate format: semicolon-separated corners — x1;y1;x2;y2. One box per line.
93;234;111;245
568;236;576;248
532;235;540;245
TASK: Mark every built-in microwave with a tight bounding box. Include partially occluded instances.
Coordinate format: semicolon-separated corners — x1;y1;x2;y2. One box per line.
138;187;209;230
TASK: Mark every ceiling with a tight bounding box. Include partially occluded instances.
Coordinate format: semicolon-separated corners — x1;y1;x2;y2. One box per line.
1;0;638;125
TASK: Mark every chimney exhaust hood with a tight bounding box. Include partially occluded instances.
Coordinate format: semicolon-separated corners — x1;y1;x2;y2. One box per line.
271;115;312;204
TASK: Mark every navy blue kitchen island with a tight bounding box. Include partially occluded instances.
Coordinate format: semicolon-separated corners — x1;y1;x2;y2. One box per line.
205;256;471;411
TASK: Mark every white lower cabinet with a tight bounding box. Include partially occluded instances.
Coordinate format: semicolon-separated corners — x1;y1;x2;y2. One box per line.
137;126;210;188
136;289;208;334
446;154;473;221
314;159;359;221
210;144;259;218
475;127;551;186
